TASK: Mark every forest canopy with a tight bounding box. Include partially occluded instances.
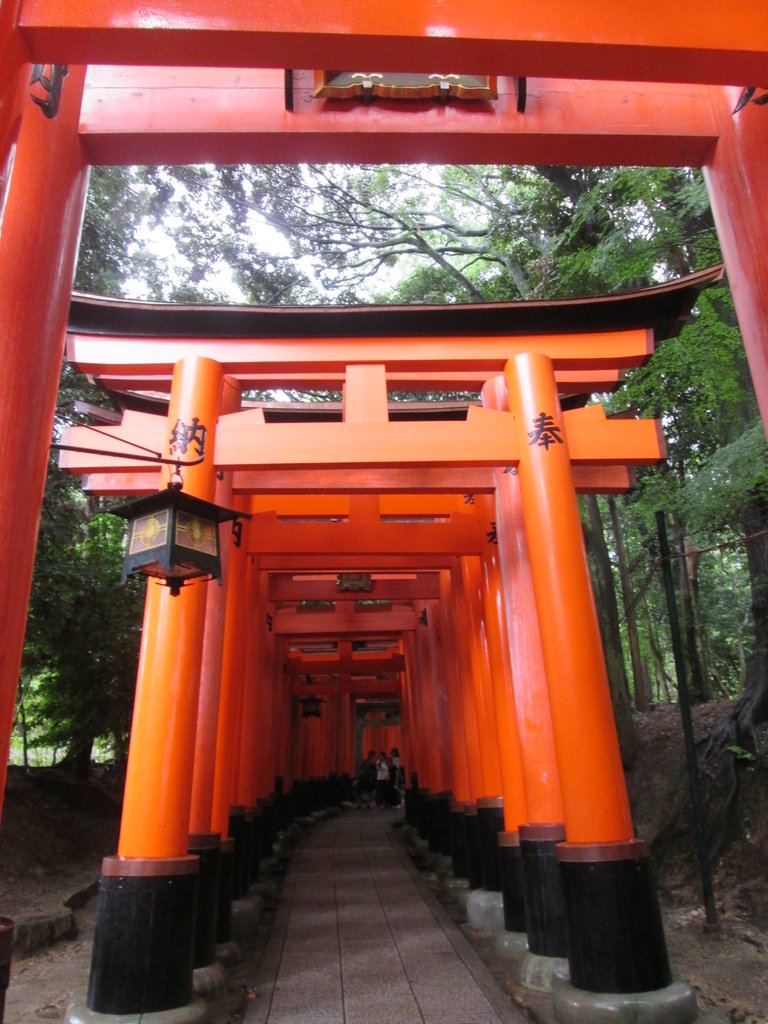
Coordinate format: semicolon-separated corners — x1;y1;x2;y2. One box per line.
15;162;768;777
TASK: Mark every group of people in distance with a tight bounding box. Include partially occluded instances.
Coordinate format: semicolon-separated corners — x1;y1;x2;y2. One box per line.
354;747;405;808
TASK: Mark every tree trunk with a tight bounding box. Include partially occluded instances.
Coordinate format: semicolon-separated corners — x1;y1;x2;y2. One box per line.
644;602;673;702
581;495;638;766
69;737;94;781
704;491;768;755
674;521;711;702
608;496;649;711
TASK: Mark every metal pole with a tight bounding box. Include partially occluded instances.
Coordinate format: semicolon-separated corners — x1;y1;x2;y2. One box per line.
655;510;719;929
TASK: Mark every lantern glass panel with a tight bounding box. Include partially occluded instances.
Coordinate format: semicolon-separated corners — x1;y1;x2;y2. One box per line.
129;509;169;555
174;510;218;557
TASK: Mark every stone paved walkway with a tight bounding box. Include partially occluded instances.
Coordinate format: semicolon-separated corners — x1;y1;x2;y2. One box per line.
246;810;526;1024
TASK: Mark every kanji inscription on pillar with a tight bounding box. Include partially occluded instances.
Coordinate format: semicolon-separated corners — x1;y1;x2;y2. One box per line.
29;64;69;119
170;417;207;458
528;412;564;450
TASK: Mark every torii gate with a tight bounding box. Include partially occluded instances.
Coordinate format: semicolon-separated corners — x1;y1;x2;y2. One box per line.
1;4;767;1022
52;272;709;1020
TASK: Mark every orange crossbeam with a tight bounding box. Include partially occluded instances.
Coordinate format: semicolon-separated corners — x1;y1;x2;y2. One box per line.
274;578;438;601
76;69;718;168
246;512;488;557
80;367;627;395
77;464;635;496
66;329;653;376
19;2;768;84
286;653;406;674
273;606;417;635
62;407;662;475
289;682;401;696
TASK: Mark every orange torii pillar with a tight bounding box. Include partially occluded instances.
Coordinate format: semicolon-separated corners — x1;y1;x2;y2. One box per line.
484;376;568;958
85;357;224;1019
209;495;251;945
458;553;509;906
452;558;504;891
235;562;272;891
0;59;88;820
440;564;488;887
254;571;284;852
704;87;768;431
403;605;450;851
405;604;446;794
436;569;473;879
475;498;530;939
505;353;672;999
187;376;242;976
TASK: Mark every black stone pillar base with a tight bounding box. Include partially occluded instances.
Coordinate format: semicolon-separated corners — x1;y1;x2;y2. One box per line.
415;788;431;840
230;892;263;944
464;804;484;890
498;831;526;933
187;832;221;971
425;793;442;851
476;796;504;892
259;798;276;858
449;801;469;878
250;806;263;883
519;823;568;958
216;838;234;944
228;806;249;899
557;838;672;994
86;856;199;1016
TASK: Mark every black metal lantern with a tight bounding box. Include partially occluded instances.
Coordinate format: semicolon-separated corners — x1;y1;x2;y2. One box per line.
299;695;325;719
112;487;249;596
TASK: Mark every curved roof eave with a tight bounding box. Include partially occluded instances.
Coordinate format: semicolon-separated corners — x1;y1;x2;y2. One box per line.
68;265;724;342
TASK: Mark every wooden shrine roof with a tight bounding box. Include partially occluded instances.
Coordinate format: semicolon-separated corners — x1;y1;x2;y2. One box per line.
68;265;723;344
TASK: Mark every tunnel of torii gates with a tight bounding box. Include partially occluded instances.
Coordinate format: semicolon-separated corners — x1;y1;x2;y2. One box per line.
1;4;768;1022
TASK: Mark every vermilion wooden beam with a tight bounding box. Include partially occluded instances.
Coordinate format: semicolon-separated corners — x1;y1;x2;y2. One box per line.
19;1;768;84
247;511;487;556
79;368;627;395
232;466;637;495
273;606;417;635
75;69;718;168
286;652;406;675
248;494;470;516
289;682;401;696
67;328;653;377
261;554;466;572
60;406;662;473
76;464;636;496
270;575;439;602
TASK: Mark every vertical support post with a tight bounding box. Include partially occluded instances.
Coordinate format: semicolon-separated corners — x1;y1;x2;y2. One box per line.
505;353;672;995
0;62;88;816
86;357;224;1018
0;5;30;186
704;86;768;431
189;376;243;835
460;555;504;800
438;568;472;802
483;375;566;950
447;561;486;799
188;377;241;973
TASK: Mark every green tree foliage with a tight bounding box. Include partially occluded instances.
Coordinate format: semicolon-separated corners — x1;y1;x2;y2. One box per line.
18;363;145;775
38;158;765;770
